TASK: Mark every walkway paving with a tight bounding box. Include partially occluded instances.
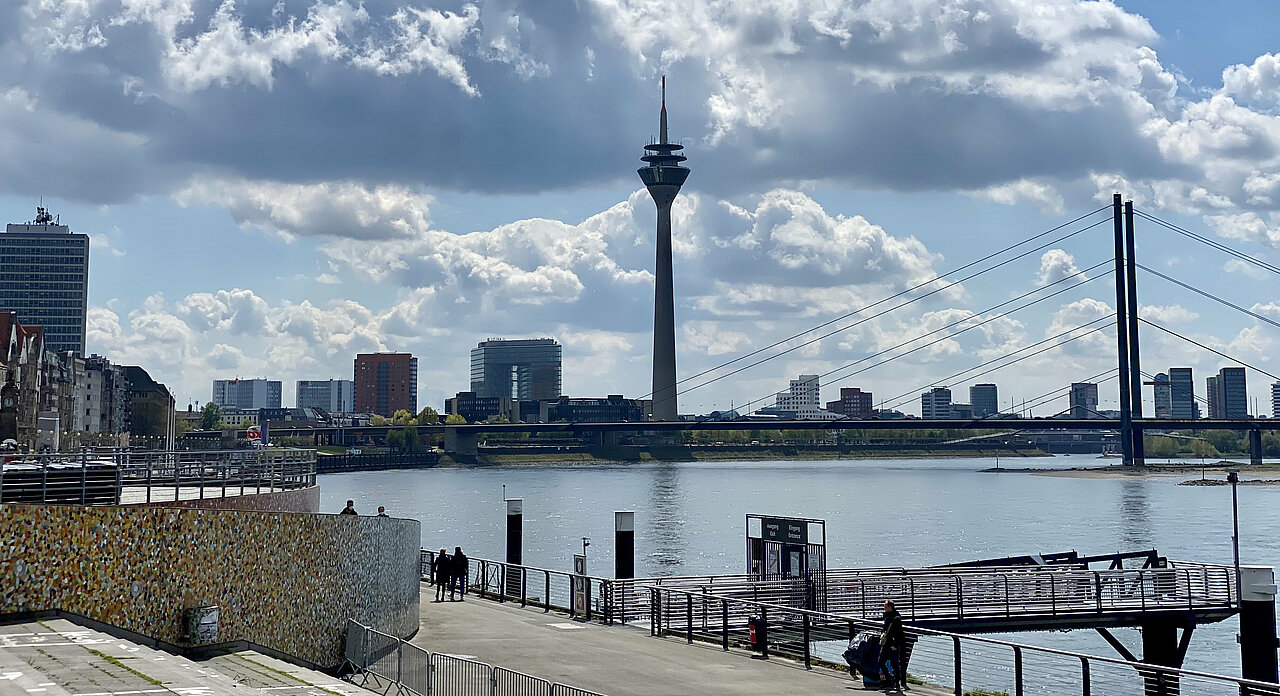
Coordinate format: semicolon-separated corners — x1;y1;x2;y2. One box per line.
0;618;371;696
414;588;947;696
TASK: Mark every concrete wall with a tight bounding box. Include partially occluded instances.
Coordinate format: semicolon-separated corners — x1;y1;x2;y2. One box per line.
132;485;321;513
0;504;419;668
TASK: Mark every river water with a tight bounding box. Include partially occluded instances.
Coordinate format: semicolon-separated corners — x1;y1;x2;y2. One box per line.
319;455;1277;680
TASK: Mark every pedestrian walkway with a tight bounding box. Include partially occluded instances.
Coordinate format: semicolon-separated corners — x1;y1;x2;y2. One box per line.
0;618;371;695
416;588;947;696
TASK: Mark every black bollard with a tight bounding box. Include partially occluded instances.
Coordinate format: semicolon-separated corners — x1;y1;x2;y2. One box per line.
615;511;635;579
1239;566;1279;684
506;498;522;597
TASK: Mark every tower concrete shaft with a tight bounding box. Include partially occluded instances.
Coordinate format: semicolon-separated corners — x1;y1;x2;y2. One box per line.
638;77;689;421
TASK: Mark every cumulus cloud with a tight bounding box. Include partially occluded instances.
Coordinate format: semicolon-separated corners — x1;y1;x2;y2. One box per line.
5;0;1280;222
1034;249;1086;286
175;177;434;240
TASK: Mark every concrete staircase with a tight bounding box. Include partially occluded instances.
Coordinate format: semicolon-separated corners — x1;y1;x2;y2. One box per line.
0;618;372;695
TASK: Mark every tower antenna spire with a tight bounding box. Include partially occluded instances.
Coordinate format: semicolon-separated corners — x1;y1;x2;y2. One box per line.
660;75;668;145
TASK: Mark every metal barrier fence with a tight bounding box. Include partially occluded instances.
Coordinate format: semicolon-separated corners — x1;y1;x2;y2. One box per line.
0;448;316;505
345;620;607;696
645;584;1278;696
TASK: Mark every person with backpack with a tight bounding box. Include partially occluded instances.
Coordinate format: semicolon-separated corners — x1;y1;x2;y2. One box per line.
450;546;469;601
880;600;907;691
431;548;450;602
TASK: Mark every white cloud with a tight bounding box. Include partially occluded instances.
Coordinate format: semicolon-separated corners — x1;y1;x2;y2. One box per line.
1034;249;1085;287
350;4;480;94
975;179;1065;215
1203;212;1280;249
1139;304;1199;325
175;177;433;241
1221;53;1280;109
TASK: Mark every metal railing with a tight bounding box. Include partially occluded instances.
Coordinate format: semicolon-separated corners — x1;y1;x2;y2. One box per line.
421;550;616;622
420;550;1236;631
599;562;1237;628
0;448;316;505
345;620;608;696
644;584;1278;696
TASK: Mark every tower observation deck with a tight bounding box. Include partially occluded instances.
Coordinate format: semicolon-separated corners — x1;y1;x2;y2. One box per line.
638;77;689;421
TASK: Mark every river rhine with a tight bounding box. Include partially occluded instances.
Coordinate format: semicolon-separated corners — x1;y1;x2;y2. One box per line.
320;455;1277;680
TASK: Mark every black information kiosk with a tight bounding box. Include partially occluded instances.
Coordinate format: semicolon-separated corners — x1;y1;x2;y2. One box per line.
746;514;827;611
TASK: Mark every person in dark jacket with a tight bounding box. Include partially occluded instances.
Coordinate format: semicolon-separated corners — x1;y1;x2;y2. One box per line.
431;548;450;602
880;600;908;690
450;546;469;601
339;500;357;515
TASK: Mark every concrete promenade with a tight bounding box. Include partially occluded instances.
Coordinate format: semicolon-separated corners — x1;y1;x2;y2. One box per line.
415;587;947;696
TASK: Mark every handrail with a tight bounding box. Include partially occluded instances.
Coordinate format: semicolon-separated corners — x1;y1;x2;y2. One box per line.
645;584;1276;694
0;448;318;505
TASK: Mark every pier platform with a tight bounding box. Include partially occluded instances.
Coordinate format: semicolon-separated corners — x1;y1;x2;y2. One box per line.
414;587;943;695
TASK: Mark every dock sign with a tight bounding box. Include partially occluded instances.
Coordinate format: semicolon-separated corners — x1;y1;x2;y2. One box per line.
761;516;807;544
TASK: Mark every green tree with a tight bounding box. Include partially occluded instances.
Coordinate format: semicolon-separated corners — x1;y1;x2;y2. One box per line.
445;413;467;424
391;409;415;426
200;402;222;430
369;414;388;426
416;406;440;424
484;413;510;424
386;428;405;451
404;426;420;451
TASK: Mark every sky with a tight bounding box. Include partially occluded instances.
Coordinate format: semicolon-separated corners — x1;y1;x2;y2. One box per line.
2;0;1279;417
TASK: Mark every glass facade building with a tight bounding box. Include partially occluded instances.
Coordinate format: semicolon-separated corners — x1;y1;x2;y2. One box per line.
470;338;562;401
2;212;89;354
969;383;999;418
1168;367;1196;419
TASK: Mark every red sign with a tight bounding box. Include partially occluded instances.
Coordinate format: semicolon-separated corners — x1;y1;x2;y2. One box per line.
246;426;261;440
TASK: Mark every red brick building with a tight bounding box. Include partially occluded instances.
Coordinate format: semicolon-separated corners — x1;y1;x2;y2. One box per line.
825;387;873;420
354;353;418;417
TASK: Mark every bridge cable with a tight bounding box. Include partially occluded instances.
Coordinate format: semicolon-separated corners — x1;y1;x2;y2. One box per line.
1137;318;1280;382
719;263;1112;412
1138;370;1211;409
1133;209;1280;277
642;207;1111;400
1135;264;1280;330
873;319;1115;413
1018;368;1120;416
684;251;1113;406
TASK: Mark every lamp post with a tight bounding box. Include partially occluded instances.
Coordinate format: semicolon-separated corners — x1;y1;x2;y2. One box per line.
1228;469;1241;600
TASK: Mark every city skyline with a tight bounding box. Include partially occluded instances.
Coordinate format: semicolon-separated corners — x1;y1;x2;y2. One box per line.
1;2;1277;415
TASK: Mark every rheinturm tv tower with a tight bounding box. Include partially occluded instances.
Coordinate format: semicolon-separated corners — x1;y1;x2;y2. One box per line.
638;77;690;421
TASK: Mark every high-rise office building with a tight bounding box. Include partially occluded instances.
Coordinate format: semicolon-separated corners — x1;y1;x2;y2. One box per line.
296;379;355;412
2;207;89;354
970;384;999;418
1206;375;1222;419
470;338;562;401
354;353;418;417
1218;367;1248;419
1168;368;1196;419
212;379;282;410
1152;373;1171;418
762;374;840;420
1069;382;1099;419
1272;381;1280;419
826;387;873;419
921;387;952;419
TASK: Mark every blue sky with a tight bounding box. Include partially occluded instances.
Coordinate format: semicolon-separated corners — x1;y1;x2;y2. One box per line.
1;0;1278;416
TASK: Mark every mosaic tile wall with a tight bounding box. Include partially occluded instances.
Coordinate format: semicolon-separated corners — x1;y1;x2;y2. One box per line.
0;503;420;667
133;485;321;513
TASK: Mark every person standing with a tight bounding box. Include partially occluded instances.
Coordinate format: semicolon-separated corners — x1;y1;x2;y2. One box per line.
450;546;469;601
340;500;357;515
431;548;450;602
377;506;389;517
880;600;907;691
